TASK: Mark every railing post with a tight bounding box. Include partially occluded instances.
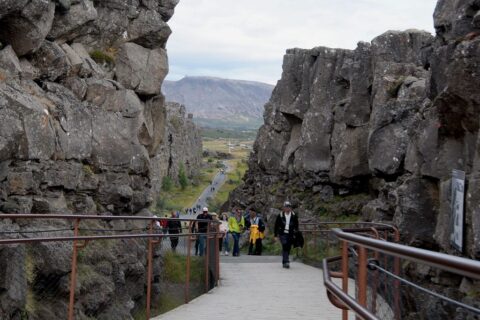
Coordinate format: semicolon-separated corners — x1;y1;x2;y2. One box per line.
68;218;81;320
214;223;219;286
185;221;193;304
204;221;210;293
146;220;160;319
357;245;368;320
393;228;401;320
342;240;349;320
370;228;380;315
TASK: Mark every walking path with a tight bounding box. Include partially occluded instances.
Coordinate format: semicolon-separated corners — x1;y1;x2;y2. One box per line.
186;161;232;214
153;255;354;320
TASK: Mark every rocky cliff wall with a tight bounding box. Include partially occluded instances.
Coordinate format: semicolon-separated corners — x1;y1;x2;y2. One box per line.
151;102;203;197
228;1;480;316
0;1;204;319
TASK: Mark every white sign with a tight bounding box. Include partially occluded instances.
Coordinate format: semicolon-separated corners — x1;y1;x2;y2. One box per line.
451;169;465;252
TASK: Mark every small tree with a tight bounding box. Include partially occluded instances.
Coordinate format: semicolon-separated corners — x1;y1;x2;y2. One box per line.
162;176;173;192
178;164;188;190
236;169;242;181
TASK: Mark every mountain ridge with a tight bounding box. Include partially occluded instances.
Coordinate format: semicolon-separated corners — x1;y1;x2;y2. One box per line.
162;76;274;127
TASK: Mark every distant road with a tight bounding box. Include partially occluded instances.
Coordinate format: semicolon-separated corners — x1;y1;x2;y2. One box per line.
182;161;232;216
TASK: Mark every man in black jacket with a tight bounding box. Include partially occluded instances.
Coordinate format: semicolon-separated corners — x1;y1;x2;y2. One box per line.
192;207;213;256
274;201;299;268
167;211;182;252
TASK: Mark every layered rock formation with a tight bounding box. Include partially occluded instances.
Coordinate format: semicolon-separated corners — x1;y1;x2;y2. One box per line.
151;102;202;197
228;1;480;316
0;1;204;319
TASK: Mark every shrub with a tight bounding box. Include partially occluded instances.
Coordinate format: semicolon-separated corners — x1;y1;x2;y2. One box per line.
90;50;115;66
162;176;173;192
178;164;188;190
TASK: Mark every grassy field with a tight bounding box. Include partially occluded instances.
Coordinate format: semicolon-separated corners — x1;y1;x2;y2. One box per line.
153;163;218;214
153;139;253;215
205;139;251;213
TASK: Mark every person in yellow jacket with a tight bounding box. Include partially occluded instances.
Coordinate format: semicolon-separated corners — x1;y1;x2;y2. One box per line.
246;209;265;255
228;207;245;256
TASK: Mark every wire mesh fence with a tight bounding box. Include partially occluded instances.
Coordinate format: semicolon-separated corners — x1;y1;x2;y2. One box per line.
0;215;220;320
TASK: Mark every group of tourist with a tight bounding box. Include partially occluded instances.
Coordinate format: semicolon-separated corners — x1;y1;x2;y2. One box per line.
189;201;299;268
157;200;299;268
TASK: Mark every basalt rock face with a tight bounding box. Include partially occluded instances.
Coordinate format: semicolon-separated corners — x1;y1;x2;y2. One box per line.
0;1;198;319
229;30;435;237
229;1;480;316
151;102;203;198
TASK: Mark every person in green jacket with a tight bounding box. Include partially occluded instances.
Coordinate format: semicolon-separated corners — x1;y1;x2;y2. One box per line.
228;207;245;256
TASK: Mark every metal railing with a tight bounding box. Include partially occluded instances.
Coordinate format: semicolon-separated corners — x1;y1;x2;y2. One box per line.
0;214;222;320
314;222;480;320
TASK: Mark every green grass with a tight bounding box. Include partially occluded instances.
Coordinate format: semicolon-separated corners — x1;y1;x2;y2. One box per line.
194;117;263;131
89;49;115;65
201;127;258;140
207;158;248;212
262;234;283;255
154;165;218;213
162;251;205;283
151;294;184;316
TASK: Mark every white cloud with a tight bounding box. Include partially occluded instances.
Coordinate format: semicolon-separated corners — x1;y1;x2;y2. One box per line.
166;0;438;84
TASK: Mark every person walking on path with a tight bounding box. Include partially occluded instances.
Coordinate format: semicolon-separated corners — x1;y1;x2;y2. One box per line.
228;208;245;257
219;212;230;255
167;211;182;252
192;207;213;256
245;209;265;255
160;215;169;234
274;201;299;268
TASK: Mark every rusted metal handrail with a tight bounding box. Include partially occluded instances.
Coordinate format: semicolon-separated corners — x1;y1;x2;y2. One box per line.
332;228;480;280
0;213;222;320
323;256;377;320
0;231;221;244
322;224;480;320
0;213;216;222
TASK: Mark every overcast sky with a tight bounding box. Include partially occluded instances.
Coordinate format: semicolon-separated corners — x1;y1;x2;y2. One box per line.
165;0;438;85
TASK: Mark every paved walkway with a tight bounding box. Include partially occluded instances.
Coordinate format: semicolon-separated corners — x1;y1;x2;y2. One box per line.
184;160;231;214
153;255;354;320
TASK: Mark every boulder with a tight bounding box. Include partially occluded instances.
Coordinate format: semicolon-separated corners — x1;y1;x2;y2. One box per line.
70;42;105;78
0;0;29;19
19;58;40;80
91;108;150;172
142;95;166;155
31;192;71;214
159;0;180;21
49;0;97;42
0;0;55;56
434;0;480;43
0;245;26;318
128;8;171;49
30;41;71;81
61;43;83;74
393;177;439;248
0;82;56;161
331;125;370;181
0;45;22;80
115;42;168;96
85;79;143;117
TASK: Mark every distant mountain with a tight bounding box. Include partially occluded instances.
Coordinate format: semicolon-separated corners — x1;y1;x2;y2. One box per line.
162;76;274;129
